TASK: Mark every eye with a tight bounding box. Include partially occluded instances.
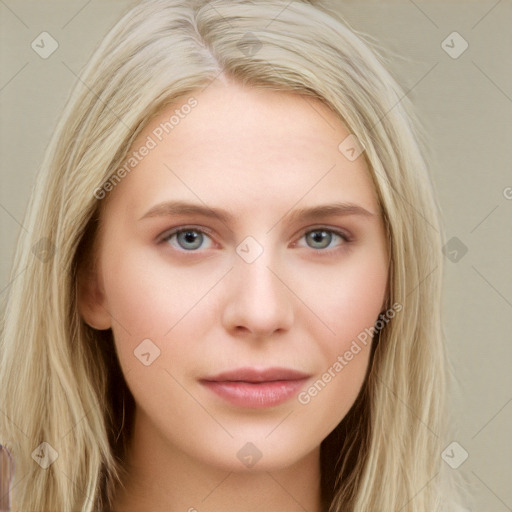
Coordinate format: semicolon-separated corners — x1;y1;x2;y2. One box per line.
158;225;351;254
298;227;350;251
160;227;214;251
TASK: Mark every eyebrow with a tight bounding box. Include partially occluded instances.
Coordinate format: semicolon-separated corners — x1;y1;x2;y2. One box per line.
138;200;377;225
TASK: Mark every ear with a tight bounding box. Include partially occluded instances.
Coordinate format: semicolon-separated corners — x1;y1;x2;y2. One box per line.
77;264;112;330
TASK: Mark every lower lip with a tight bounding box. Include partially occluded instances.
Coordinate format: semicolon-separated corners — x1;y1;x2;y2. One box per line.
201;379;308;408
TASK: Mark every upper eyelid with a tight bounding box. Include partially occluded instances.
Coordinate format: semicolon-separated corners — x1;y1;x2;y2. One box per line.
158;225;215;242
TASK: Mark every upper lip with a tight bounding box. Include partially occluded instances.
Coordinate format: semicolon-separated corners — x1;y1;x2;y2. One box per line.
201;367;311;383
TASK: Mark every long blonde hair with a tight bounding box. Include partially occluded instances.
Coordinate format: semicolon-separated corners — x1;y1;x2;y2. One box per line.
1;0;460;510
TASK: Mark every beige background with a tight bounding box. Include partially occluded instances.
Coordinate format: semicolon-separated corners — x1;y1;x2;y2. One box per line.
1;1;511;509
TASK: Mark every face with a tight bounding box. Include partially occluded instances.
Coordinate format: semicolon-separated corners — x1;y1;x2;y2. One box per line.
79;79;389;474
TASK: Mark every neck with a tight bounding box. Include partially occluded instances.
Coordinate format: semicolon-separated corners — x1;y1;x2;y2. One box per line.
110;408;323;512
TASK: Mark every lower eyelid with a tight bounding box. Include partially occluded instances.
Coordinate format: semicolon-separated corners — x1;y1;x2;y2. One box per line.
159;227;351;251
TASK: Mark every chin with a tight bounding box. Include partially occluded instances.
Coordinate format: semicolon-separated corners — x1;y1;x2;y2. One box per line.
191;431;318;473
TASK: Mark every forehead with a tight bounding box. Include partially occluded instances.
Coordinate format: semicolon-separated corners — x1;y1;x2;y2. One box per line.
105;81;379;220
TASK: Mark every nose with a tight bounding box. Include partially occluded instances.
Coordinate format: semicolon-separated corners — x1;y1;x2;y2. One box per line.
221;250;294;339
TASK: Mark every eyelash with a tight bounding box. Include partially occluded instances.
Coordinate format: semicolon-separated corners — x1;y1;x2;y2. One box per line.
158;225;352;255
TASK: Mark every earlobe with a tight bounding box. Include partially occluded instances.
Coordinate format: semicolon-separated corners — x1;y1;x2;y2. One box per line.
77;266;112;330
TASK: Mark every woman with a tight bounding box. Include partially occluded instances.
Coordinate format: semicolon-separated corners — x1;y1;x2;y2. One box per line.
0;0;464;510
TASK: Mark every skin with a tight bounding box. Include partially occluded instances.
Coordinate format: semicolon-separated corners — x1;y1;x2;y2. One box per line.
79;77;389;512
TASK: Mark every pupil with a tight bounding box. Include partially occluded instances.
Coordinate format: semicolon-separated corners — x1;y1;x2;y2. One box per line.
179;230;201;250
310;230;330;248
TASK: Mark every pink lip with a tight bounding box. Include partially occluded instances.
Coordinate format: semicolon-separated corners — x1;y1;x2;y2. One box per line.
200;367;311;408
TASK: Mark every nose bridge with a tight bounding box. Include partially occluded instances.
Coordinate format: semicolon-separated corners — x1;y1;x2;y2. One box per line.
222;238;294;335
239;254;278;294
235;232;277;280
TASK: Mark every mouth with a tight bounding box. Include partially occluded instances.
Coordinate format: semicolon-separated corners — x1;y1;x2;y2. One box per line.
199;367;311;409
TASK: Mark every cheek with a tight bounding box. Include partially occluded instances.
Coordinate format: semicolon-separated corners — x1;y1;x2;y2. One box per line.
101;245;222;337
99;247;214;422
100;245;230;378
293;250;387;416
302;247;388;351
